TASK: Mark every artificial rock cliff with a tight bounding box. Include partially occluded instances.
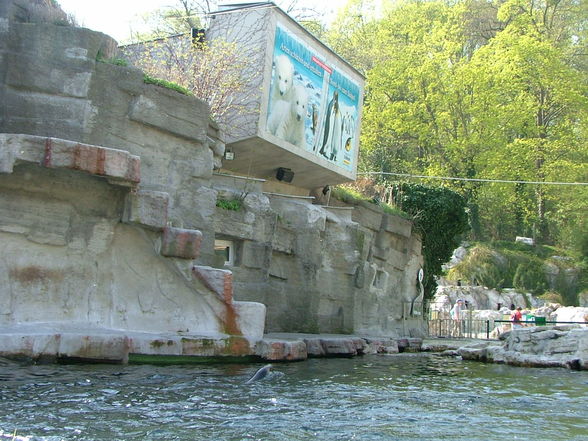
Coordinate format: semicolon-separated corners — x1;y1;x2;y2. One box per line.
0;0;425;363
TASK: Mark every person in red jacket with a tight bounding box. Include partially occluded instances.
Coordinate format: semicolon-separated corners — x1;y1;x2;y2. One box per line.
511;306;523;329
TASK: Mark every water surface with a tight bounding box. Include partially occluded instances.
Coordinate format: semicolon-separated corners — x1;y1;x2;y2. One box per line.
0;354;586;440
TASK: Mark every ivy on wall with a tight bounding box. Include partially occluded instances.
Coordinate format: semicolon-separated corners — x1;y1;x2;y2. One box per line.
390;183;469;300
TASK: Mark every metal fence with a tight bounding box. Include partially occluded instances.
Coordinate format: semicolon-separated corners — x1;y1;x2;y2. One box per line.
427;303;587;339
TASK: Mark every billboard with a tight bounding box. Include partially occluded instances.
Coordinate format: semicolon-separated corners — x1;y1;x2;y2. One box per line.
265;23;362;173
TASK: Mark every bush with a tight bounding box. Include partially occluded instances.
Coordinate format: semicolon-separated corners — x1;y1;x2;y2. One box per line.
390;183;469;300
216;198;242;211
539;291;564;305
447;245;508;289
513;261;548;295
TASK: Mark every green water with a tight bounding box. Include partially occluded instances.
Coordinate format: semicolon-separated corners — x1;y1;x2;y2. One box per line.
0;353;586;440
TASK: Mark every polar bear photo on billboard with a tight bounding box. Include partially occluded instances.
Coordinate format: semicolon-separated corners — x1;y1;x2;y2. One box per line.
265;23;361;172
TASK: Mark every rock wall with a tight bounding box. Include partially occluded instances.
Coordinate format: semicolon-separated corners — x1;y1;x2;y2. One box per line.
0;1;265;355
0;0;426;363
211;177;425;337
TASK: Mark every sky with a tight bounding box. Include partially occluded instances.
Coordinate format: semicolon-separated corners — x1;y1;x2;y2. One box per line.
56;0;339;43
57;0;182;42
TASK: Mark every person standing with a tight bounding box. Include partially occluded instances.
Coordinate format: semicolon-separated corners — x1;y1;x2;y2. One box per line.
511;306;523;329
450;299;464;337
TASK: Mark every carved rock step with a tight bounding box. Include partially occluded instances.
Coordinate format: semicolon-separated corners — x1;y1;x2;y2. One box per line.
0;134;140;186
192;265;234;304
162;227;203;259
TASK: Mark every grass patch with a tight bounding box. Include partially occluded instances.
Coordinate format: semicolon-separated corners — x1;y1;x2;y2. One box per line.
331;186;411;219
143;74;192;96
216;198;242;211
96;50;129;66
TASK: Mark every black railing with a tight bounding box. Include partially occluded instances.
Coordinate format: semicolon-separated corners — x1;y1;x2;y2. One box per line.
427;315;587;339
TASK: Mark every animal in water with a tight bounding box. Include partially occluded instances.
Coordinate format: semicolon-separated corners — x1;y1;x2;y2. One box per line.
319;90;342;161
245;364;273;384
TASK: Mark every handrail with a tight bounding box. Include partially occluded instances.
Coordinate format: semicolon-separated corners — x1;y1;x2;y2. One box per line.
427;317;587;340
493;320;586;325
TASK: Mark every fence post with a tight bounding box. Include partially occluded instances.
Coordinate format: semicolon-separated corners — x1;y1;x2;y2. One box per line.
486;320;490;339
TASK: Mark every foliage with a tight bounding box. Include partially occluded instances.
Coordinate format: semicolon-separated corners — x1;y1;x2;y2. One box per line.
513;261;548;295
538;291;564;305
329;0;588;249
331;185;411;219
127;0;205;41
127;0;330;42
390;183;469;300
142;74;192;96
96;51;128;66
331;186;366;205
124;35;257;132
447;241;585;305
447;245;509;289
216;198;242;211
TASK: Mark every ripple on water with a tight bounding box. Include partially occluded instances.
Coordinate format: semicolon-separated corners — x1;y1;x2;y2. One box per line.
0;355;586;440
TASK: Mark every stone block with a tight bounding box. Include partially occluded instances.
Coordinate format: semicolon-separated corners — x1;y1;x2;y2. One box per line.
95;62;144;96
352;203;383;232
180;337;226;356
192;265;233;304
214;208;255;240
304;338;326;357
234;301;266;340
128;88;209;143
268;252;292;280
128;335;182;356
320;338;358;356
364;338;399;354
43;138;141;184
0;135;140;185
270;198;326;231
161;227;202;259
0;191;72;246
0;333;60;359
10;21;117;64
6;54;92;98
241;241;269;269
255;339;307;361
387;248;409;270
123;190;169;230
3;88;90;139
271;226;295;254
58;333;129;363
382;214;412;238
372;245;389;261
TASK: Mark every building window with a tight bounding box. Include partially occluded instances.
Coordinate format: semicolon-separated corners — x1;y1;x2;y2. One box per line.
214;239;234;266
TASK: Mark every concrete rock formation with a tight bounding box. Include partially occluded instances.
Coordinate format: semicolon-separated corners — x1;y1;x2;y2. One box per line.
0;0;425;362
458;326;588;370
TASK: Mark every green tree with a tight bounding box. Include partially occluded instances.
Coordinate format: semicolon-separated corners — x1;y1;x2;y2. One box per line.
470;0;588;243
332;0;587;248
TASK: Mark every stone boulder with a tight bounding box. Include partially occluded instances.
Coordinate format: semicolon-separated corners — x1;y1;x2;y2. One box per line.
458;325;588;370
552;306;588;324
